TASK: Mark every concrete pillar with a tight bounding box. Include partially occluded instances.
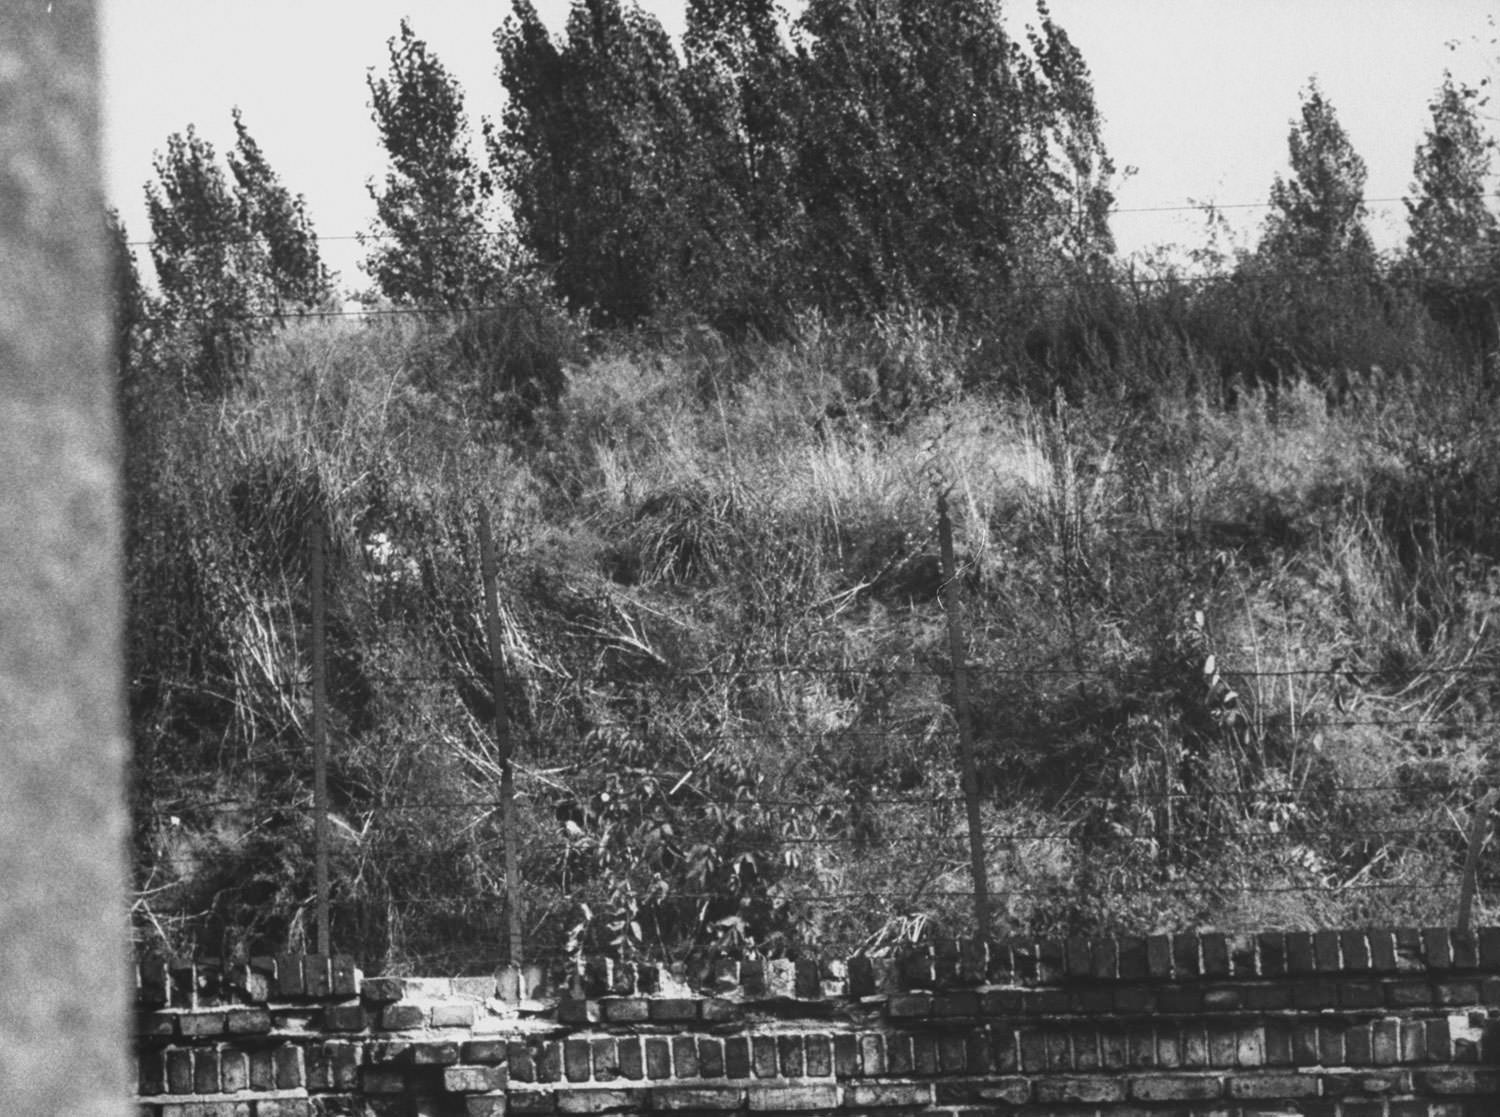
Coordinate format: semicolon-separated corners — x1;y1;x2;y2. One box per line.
0;2;129;1115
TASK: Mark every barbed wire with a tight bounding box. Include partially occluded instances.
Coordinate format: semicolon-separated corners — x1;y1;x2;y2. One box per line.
119;190;1500;250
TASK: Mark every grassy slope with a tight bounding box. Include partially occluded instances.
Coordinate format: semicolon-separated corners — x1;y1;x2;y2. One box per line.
128;312;1500;971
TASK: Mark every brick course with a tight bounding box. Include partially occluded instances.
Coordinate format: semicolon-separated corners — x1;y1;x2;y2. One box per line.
134;930;1500;1115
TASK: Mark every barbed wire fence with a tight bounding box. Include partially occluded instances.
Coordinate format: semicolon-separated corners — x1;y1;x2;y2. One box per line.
126;482;1500;973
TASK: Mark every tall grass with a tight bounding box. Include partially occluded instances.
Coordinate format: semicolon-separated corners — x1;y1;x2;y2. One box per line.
128;290;1500;968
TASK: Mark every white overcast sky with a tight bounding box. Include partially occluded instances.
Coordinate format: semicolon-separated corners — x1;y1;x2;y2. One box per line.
101;1;1499;294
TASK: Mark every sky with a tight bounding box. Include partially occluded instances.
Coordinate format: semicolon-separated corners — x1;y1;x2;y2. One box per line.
101;1;1500;295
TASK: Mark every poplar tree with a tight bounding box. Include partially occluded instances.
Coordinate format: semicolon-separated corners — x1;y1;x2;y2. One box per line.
1405;73;1500;369
1256;80;1375;272
495;0;722;324
145;116;331;393
364;19;505;308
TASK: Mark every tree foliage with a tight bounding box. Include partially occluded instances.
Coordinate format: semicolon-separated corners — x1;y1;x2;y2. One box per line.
1256;80;1375;272
365;19;507;308
492;0;1117;327
1403;73;1500;374
145;118;332;393
495;0;734;324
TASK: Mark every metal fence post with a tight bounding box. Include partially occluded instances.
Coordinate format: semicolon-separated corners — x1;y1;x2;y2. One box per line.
479;502;524;968
937;490;992;938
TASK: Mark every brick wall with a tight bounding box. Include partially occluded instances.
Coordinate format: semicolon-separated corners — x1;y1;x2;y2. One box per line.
135;928;1500;1116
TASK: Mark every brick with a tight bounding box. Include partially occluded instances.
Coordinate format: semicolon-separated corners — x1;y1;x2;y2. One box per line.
1452;928;1478;968
1101;1027;1130;1071
1034;1076;1125;1104
363;1068;405;1095
1173;934;1200;977
1246;984;1293;1010
991;1029;1017;1073
1258;932;1286;976
1368;929;1397;971
1146;934;1173;978
1437;980;1481;1005
1395;927;1424;971
332;1042;362;1090
1228;1072;1321;1098
467;1099;508;1117
256;1102;310;1117
1370;1018;1400;1065
536;1041;563;1083
179;1011;227;1037
1346;1022;1373;1066
986;941;1016;982
225;1007;271;1035
1229;933;1258;976
1387;979;1434;1007
1319;1022;1345;1066
1414;1068;1500;1094
305;1043;334;1091
849;1083;931;1107
831;1035;857;1077
589;1038;618;1081
958;937;987;983
1340;930;1372;971
1202;986;1241;1011
933;991;979;1017
1129;1074;1223;1101
645;1038;672;1081
1427;1015;1452;1060
650;998;699;1022
937;1034;965;1073
1128;1027;1155;1068
802;1034;830;1078
193;1049;220;1095
747;1085;838;1111
1424;927;1454;969
564;1039;591;1083
509;1088;558;1113
329;954;359;995
723;1037;748;1080
558;1089;640;1113
361;976;404;1004
1155;1029;1180;1069
446;1066;504;1093
1323;1070;1407;1096
675;1037;701;1078
248;1049;274;1091
617;1037;644;1081
700;998;739;1023
602;998;649;1023
1201;933;1230;976
887;994;931;1019
1037;938;1064;981
845;956;874;997
965;1029;994;1075
274;953;305;997
1209;1024;1238;1067
1157;985;1199;1014
303;954;331;998
912;1033;938;1076
412;1042;460;1066
140;957;170;1006
380;1003;425;1030
430;1001;476;1028
508;1042;536;1081
322;1002;366;1032
1019;1029;1047;1073
1265;1020;1293;1066
1313;930;1342;972
747;1035;775;1078
1237;1025;1266;1067
1478;926;1500;967
274;1045;304;1090
1286;931;1316;974
1340;980;1384;1009
886;1033;913;1075
653;1087;746;1110
699;1037;726;1079
1399;1020;1425;1062
1065;936;1092;978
